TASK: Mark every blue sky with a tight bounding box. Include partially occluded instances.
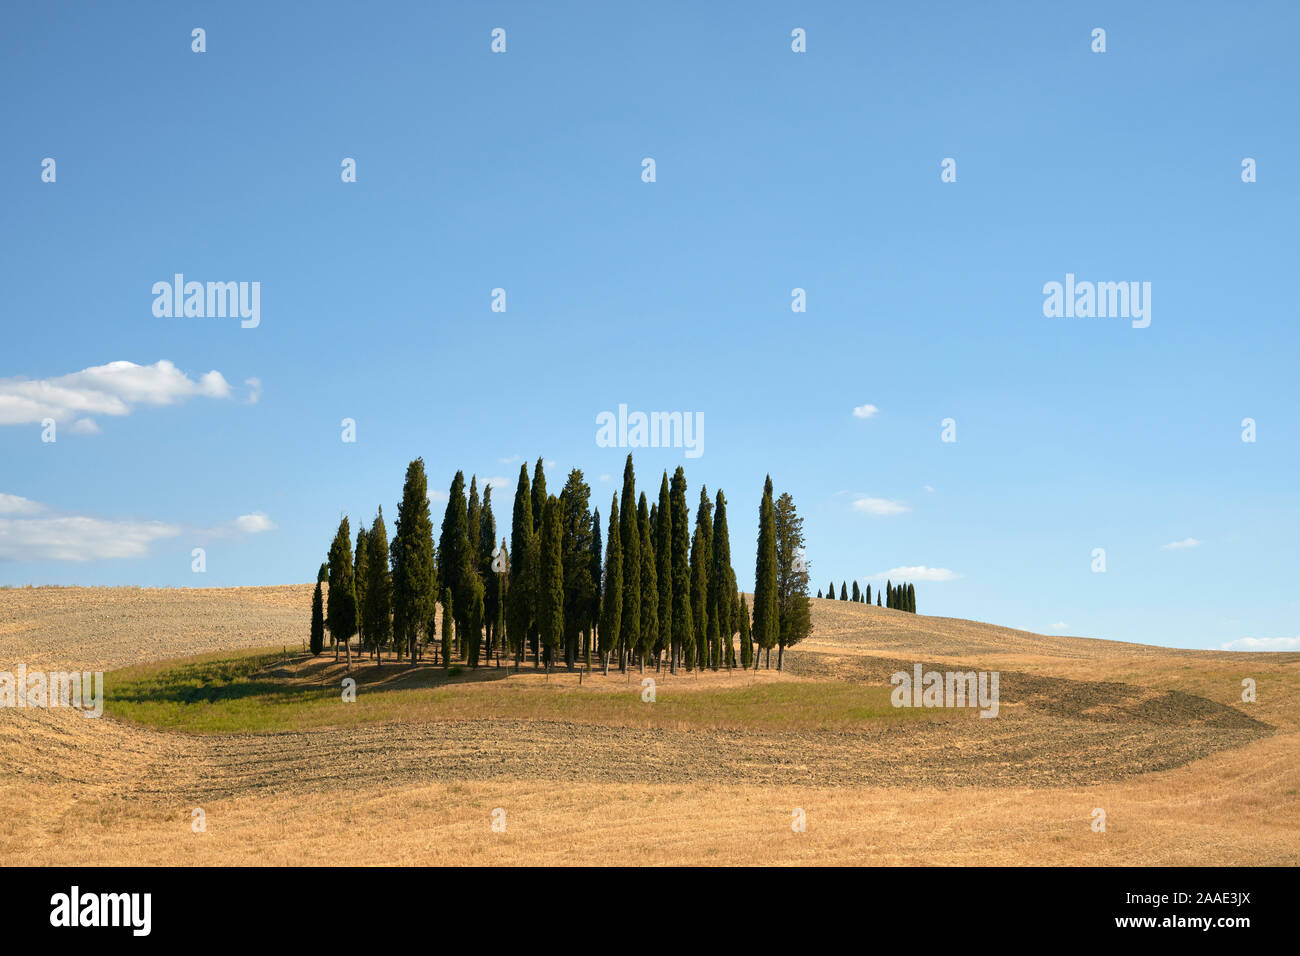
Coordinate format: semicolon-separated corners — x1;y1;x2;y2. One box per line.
2;1;1297;651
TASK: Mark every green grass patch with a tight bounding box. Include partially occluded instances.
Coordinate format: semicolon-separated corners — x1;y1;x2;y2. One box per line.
105;646;953;735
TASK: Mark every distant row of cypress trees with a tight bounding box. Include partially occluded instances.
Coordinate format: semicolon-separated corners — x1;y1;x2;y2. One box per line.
815;579;917;613
313;454;815;672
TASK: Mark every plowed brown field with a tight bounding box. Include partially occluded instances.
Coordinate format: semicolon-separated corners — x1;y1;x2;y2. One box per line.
2;586;1297;865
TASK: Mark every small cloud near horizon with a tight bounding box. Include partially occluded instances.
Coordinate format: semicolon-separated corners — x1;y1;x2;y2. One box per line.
1218;636;1300;652
1162;537;1201;550
852;495;909;516
852;404;879;419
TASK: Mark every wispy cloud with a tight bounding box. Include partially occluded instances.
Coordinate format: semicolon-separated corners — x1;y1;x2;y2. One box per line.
0;360;234;429
1217;636;1300;652
1161;537;1201;550
870;566;961;582
499;454;522;464
852;495;909;516
244;377;262;405
852;404;879;420
1052;621;1069;630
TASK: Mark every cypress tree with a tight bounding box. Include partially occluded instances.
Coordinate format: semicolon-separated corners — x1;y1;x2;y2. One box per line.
840;581;847;601
310;576;325;656
690;485;713;669
655;472;673;671
464;573;485;667
391;459;435;664
709;489;735;671
529;458;548;664
618;455;640;671
538;495;565;673
365;509;391;662
826;580;834;600
851;580;860;602
817;589;822;599
479;485;498;660
877;591;882;606
559;469;594;670
907;582;916;613
506;465;533;668
752;476;779;668
439;471;471;657
598;495;622;674
467;475;482;579
327;516;358;667
774;491;812;671
637;492;658;672
587;509;602;668
886;579;893;608
669;467;694;672
353;527;369;648
738;592;753;668
865;583;871;605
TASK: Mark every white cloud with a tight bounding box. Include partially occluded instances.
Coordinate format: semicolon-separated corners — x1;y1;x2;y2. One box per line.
499;454;522;464
852;495;909;516
1217;636;1300;652
0;512;181;561
599;474;612;482
1161;537;1201;550
244;377;262;405
69;418;101;435
482;476;510;493
1052;621;1069;630
428;490;449;504
0;360;234;428
852;404;879;419
235;512;275;534
870;566;961;582
923;484;934;493
0;494;46;516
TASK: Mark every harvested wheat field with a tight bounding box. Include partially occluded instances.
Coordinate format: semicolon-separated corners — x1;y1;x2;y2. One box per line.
1;585;1297;865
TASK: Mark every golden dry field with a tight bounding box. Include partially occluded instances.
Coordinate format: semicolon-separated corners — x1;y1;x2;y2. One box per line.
1;585;1297;866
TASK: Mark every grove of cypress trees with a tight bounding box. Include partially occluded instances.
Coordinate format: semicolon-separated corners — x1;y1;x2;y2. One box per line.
637;491;658;672
752;476;779;668
598;495;621;675
391;458;435;664
669;466;694;672
618;455;640;672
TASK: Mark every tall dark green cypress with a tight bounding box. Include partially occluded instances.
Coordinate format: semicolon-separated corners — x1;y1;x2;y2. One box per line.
353;527;369;647
669;467;694;672
690;485;713;669
327;516;358;665
637;492;658;671
479;485;498;659
886;579;893;608
840;581;847;601
587;509;602;667
752;476;779;668
559;470;594;670
709;489;736;671
618;454;640;671
655;472;673;670
773;491;812;671
598;495;621;673
538;494;565;672
365;509;392;660
439;471;470;656
506;465;533;667
529;458;548;665
826;580;835;600
865;583;871;605
391;459;435;663
851;580;860;602
310;576;325;656
907;582;916;613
